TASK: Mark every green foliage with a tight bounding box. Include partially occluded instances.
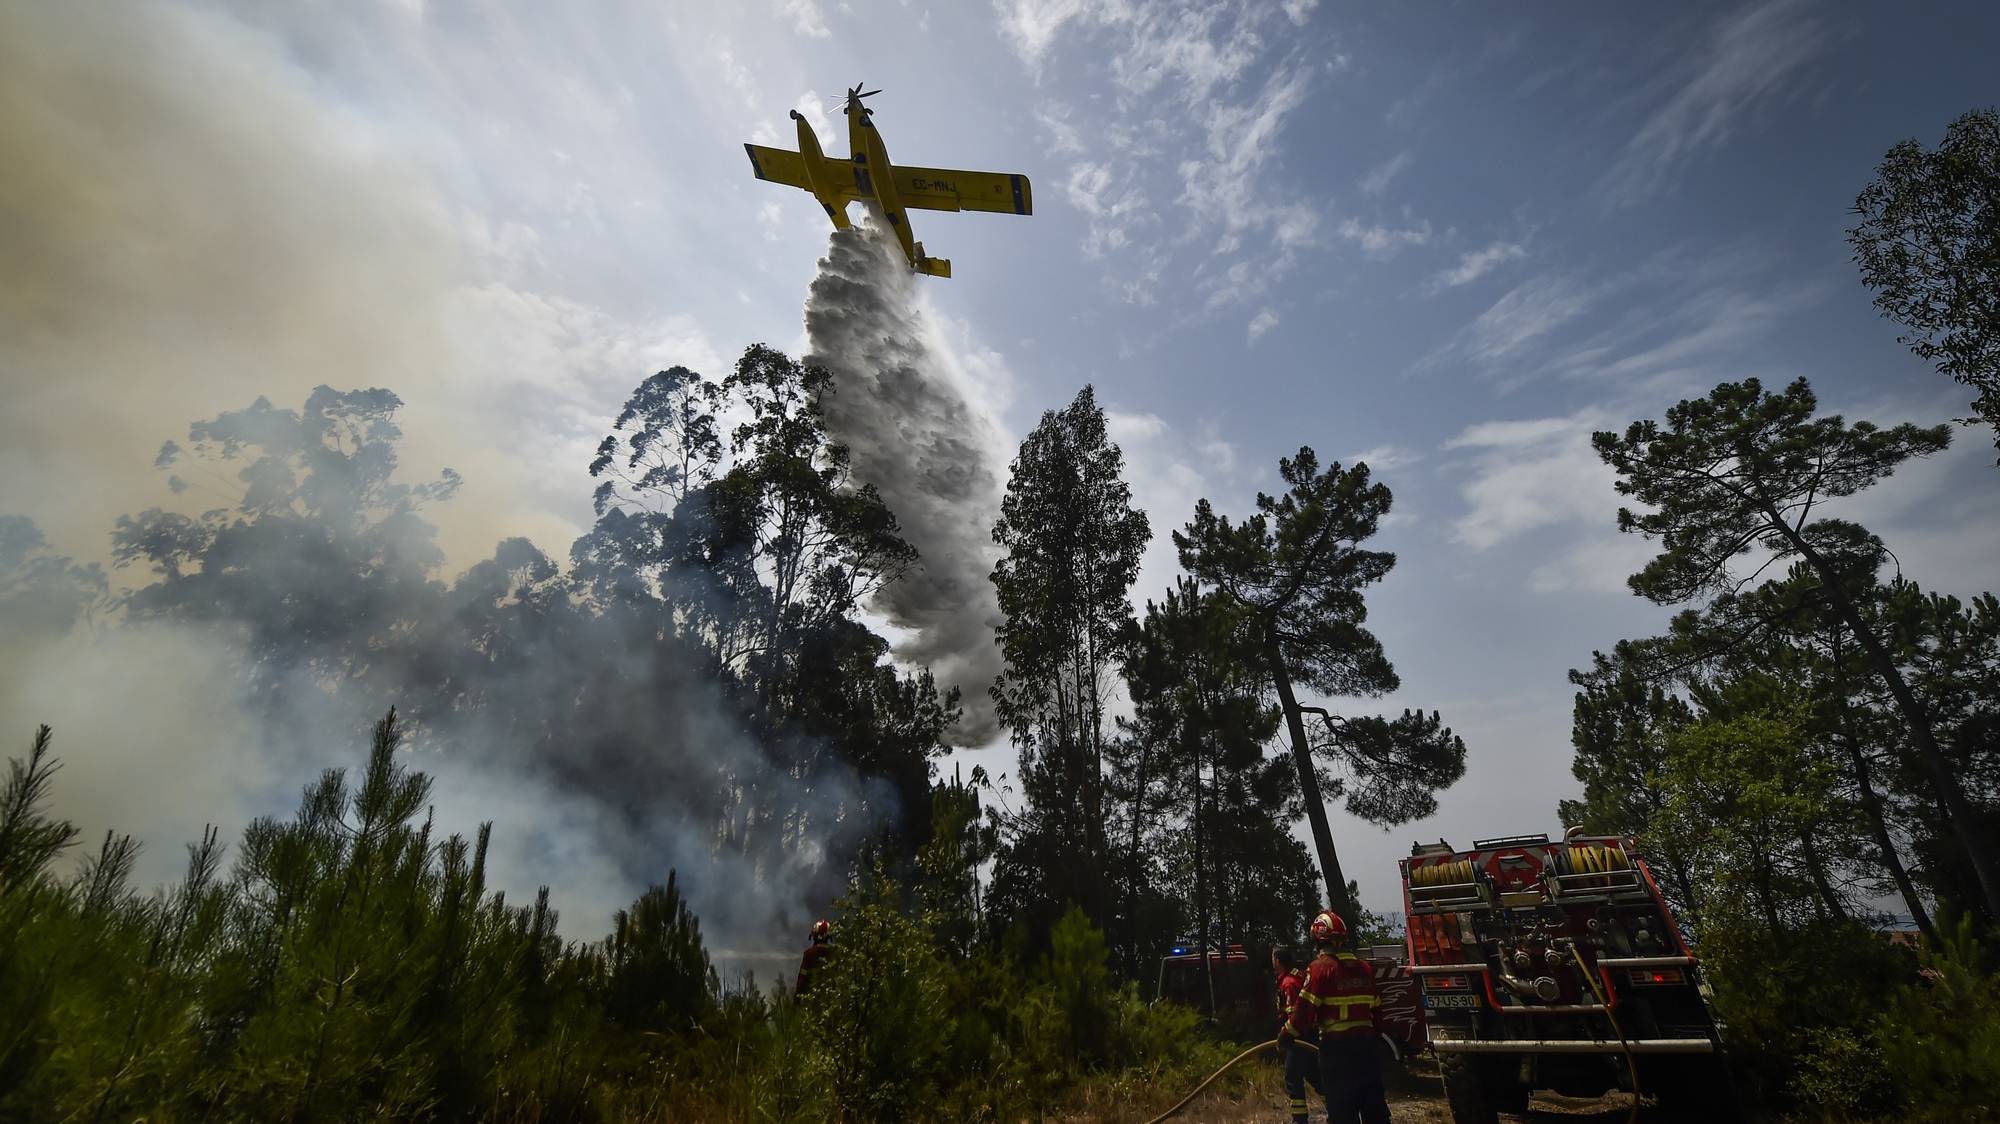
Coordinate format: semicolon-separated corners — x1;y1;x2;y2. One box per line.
1114;579;1316;980
1594;377;2000;924
1696;913;1910;1114
1593;376;1950;608
606;873;716;1034
989;383;1150;944
1652;707;1841;932
0;717;1247;1122
1849;107;2000;457
1175;447;1398;701
1174;446;1465;919
1874;914;2000;1116
799;875;953;1123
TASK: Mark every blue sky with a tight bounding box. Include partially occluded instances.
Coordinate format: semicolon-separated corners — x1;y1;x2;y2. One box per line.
5;0;1997;923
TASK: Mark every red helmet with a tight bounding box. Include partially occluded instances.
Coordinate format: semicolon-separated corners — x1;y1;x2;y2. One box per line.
1310;909;1347;945
811;919;831;943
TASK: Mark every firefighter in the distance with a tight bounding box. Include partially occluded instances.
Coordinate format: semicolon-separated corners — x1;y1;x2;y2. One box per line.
1279;909;1389;1124
1272;945;1324;1124
795;918;832;997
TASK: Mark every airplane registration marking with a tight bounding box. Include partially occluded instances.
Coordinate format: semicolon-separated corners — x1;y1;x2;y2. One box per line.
910;178;958;193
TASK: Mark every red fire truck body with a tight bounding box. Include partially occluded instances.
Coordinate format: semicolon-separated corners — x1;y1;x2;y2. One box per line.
1401;830;1736;1122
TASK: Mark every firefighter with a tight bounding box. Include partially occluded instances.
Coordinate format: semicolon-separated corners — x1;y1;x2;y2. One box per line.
1279;909;1389;1124
795;918;832;997
1272;945;1324;1123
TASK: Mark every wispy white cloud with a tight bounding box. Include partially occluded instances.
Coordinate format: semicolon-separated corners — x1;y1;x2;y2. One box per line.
1178;61;1318;241
1460;276;1594;363
1429;240;1527;289
1358;150;1413;195
710;38;760;106
1067;161;1154;257
1106;410;1169;443
1100;403;1246;605
1443;407;1617;551
1247;307;1278;342
781;0;831;38
1001;0;1327;308
1036;107;1085;156
1337;215;1432;259
997;0;1113;69
1602;0;1830;205
1544;265;1828;392
1347;444;1421;472
1527;535;1657;595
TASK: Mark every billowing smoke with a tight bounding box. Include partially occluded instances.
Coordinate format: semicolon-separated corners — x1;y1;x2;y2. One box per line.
0;2;896;958
805;224;1011;745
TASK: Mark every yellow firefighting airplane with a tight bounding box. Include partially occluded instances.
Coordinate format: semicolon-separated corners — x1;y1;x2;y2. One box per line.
744;85;1032;278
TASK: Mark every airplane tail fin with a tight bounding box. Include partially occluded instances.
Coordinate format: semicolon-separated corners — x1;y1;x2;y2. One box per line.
913;241;952;278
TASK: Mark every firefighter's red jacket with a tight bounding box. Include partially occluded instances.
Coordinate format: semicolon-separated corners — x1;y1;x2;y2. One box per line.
796;942;831;996
1285;950;1380;1039
1276;969;1306;1033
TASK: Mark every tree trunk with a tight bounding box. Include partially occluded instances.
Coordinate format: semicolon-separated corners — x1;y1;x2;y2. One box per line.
1264;625;1353;922
1751;836;1783;936
1126;738;1150;978
1776;518;2000;920
1798;822;1847;921
1832;628;1939;944
1194;749;1215;1018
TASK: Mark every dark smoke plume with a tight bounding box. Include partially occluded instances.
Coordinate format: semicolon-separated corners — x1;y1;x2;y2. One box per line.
805;225;1009;744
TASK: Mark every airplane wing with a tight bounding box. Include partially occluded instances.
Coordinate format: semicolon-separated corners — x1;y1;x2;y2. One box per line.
887;165;1032;216
744;144;858;197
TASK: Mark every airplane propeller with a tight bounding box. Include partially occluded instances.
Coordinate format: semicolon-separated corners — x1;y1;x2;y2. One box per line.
843;84;883;112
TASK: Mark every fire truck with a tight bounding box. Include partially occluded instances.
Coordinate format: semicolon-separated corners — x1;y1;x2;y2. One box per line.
1401;830;1737;1123
1155;942;1428;1059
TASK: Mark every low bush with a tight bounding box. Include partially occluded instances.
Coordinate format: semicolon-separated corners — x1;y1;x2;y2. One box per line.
1;716;1244;1123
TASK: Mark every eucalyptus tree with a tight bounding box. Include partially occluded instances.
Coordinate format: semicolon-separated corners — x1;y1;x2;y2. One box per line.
988;385;1149;935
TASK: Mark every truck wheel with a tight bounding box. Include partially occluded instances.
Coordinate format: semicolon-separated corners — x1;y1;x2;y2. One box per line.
1439;1052;1500;1124
1490;1057;1529;1114
1648;1056;1742;1122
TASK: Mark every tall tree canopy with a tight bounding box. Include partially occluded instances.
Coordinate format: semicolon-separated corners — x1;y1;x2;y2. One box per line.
1174;448;1464;920
1590;376;2000;918
987;385;1150;940
1113;578;1313;981
1850;107;2000;459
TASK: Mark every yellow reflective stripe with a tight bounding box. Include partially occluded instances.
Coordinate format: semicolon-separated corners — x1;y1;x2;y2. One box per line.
1303;990;1376;1009
1326;1018;1373;1032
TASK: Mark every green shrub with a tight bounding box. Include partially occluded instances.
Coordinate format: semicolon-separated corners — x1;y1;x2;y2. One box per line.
800;873;954;1123
0;718;1248;1123
1874;914;2000;1119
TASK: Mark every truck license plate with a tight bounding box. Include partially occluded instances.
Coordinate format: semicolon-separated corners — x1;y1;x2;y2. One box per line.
1426;995;1480;1009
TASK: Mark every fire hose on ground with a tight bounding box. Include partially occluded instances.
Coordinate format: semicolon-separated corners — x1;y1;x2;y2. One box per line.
1569;939;1642;1124
1137;1036;1312;1124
